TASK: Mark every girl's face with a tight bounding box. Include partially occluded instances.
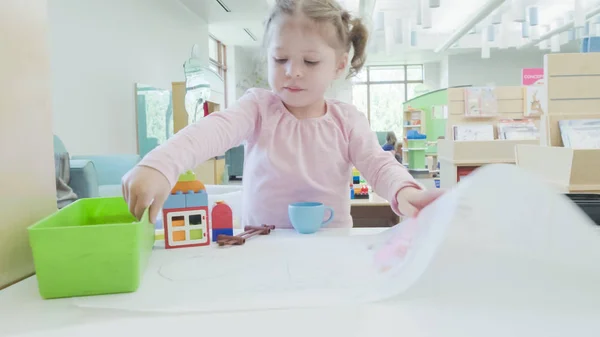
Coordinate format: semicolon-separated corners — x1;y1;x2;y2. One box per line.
267;14;347;111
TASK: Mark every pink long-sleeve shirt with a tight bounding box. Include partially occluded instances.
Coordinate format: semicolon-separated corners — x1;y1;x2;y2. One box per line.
139;88;421;228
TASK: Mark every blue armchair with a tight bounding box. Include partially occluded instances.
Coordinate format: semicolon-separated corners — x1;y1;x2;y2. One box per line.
53;135;141;198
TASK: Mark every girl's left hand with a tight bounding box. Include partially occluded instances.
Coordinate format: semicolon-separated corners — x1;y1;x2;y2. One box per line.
396;187;445;218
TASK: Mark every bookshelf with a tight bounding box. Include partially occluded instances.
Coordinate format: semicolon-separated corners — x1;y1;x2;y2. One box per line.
402;108;427;171
403;89;449;177
516;53;600;193
438;86;540;188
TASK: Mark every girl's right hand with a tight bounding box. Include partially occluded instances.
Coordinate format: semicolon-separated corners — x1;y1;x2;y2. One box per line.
121;166;171;223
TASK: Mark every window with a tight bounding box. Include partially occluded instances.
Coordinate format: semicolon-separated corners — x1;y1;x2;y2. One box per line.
209;35;228;106
209;38;219;62
352;65;424;138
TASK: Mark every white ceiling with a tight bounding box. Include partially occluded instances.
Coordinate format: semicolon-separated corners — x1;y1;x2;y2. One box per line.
179;0;271;46
180;0;600;62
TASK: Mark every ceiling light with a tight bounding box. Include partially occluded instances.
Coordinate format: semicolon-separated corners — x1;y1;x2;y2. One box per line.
519;4;600;49
421;0;432;29
244;28;257;41
512;0;526;22
215;0;231;13
429;0;440;8
529;7;538;26
434;0;507;53
575;0;586;27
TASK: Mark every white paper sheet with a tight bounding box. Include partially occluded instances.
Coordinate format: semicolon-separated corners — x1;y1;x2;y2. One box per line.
71;164;600;313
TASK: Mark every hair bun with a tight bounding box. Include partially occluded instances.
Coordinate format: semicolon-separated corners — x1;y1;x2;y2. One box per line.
341;10;351;22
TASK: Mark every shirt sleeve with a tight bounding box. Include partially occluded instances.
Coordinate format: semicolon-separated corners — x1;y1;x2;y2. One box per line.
137;89;262;187
347;110;423;216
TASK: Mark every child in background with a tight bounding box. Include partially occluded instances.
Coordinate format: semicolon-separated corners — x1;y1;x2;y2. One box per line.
382;131;397;152
122;0;444;228
394;142;403;164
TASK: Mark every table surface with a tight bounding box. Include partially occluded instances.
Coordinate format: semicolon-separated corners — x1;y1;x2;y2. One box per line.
2;228;599;337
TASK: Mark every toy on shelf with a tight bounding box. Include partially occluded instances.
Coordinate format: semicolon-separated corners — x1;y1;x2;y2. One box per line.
216;225;275;246
350;167;370;199
162;171;233;249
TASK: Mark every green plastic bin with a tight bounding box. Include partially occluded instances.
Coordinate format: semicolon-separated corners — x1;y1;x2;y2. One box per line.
27;197;155;299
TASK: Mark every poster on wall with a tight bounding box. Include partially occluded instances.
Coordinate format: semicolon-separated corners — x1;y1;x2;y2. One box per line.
522;68;544;86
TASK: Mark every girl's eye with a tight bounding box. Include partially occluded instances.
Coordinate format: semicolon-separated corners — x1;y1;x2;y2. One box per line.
274;58;287;64
305;60;319;65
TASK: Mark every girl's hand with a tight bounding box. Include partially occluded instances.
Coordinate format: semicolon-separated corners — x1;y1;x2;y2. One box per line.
121;166;171;223
396;187;445;218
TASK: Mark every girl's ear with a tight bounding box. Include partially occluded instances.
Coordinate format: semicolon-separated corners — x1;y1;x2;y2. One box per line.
335;52;349;79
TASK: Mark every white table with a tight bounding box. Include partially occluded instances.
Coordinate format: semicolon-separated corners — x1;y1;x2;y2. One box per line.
1;228;599;337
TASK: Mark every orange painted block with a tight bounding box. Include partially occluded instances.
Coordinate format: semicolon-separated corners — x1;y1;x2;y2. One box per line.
171;180;205;194
172;230;186;242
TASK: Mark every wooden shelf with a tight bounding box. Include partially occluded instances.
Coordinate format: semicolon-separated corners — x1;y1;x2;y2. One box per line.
516;53;600;193
402;109;426;168
439;86;541;188
438;139;538;165
516;145;600;193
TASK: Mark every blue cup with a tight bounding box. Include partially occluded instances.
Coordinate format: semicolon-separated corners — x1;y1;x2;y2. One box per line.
288;202;334;234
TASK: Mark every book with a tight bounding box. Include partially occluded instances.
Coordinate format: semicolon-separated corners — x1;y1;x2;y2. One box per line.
558;119;600;149
464;87;498;117
524;86;547;116
453;124;495;141
497;119;539;140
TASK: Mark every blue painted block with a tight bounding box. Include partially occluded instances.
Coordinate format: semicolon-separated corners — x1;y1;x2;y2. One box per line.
212;228;234;242
163;192;186;209
185;190;208;208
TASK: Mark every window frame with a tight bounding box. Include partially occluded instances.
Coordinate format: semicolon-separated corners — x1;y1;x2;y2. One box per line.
352;64;424;122
209;35;228;107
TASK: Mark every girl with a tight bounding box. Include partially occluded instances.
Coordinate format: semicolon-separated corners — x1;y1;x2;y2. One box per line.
122;0;443;228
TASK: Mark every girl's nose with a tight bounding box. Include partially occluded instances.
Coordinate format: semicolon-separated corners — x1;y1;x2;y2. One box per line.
286;61;303;78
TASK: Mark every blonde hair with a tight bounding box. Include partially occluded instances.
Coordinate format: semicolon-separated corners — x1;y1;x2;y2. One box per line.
263;0;369;78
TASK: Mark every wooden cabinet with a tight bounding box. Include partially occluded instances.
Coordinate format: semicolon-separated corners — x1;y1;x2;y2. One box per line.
194;157;226;185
